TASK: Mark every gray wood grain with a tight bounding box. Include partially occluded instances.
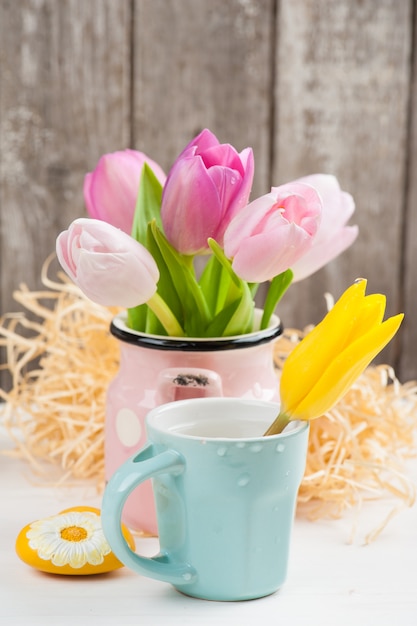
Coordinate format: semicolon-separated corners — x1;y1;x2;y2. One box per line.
273;0;413;376
132;0;275;197
400;0;417;379
0;0;132;314
1;0;416;383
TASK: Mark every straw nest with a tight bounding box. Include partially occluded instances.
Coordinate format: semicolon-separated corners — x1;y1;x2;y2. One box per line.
1;257;416;542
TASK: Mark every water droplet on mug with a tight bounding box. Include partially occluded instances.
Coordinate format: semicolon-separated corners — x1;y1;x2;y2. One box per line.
285;470;291;477
237;473;250;487
182;572;193;581
217;446;227;457
276;443;285;453
249;443;263;453
235;442;246;449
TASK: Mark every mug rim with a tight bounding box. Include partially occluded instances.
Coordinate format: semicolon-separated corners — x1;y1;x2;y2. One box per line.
110;309;282;352
145;397;309;442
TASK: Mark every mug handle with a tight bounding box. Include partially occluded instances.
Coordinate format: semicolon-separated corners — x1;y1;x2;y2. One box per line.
101;444;197;586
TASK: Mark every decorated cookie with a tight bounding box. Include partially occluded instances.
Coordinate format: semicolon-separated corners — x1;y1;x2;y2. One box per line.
16;506;135;575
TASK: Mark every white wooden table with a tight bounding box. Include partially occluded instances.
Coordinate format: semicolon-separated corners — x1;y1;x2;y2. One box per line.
1;426;416;626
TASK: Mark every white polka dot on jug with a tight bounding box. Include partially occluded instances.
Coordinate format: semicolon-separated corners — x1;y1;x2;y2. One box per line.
115;408;142;447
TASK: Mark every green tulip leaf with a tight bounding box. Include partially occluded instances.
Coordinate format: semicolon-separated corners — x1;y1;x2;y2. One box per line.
127;302;148;331
131;163;164;247
146;223;184;328
199;254;234;316
223;294;254;336
202;238;255;335
149;221;210;336
261;269;293;329
204;299;241;337
207;238;241;288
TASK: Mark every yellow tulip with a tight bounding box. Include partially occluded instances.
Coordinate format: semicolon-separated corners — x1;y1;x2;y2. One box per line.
264;278;404;435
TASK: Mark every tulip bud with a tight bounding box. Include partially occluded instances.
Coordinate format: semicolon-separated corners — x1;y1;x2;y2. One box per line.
265;279;404;435
290;174;358;282
56;218;159;308
84;150;166;234
224;182;322;283
160;129;254;254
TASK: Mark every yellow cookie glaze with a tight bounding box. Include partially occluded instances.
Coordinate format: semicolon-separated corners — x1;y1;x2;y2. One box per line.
16;505;135;575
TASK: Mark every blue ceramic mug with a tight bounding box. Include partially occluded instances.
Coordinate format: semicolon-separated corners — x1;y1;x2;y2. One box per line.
101;397;309;601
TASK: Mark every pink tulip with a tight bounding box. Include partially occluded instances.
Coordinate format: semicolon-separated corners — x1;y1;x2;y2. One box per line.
160;129;254;254
84;150;166;234
223;182;322;283
56;218;159;307
290;174;358;282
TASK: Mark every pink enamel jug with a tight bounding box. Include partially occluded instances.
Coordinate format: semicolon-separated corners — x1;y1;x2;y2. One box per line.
105;309;282;534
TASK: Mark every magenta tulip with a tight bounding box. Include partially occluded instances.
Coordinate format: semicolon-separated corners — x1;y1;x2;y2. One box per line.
223;182;322;283
56;218;159;308
160;129;254;255
84;150;166;234
290;174;358;282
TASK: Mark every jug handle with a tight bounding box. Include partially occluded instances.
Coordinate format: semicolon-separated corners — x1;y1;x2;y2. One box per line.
155;367;223;404
101;445;197;586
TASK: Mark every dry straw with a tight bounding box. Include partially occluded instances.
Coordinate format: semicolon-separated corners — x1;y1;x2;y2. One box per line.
1;258;416;541
275;329;417;542
0;256;120;486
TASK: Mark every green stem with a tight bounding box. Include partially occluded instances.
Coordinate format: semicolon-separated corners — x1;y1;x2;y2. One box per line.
146;292;185;337
263;411;291;436
261;269;293;330
182;254;195;272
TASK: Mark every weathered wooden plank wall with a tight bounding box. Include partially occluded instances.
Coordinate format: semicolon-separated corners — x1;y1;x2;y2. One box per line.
0;0;416;383
274;0;413;368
